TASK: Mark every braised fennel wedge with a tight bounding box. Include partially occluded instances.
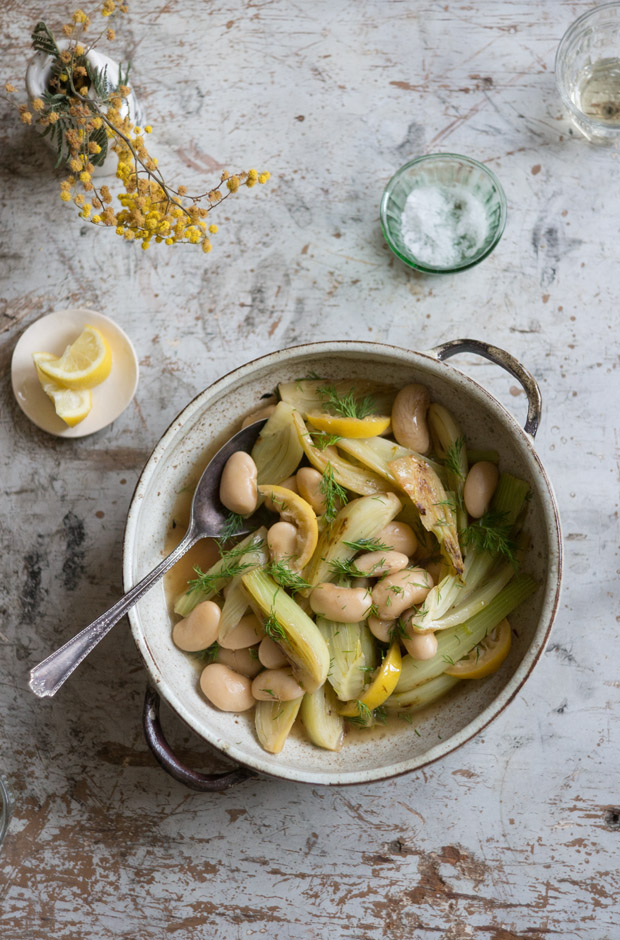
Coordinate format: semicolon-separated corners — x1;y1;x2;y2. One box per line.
168;374;539;756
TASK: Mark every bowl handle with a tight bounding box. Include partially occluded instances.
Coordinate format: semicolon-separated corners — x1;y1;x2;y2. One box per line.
429;338;542;438
142;686;255;791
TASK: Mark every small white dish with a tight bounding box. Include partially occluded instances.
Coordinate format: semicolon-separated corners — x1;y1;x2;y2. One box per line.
11;308;139;438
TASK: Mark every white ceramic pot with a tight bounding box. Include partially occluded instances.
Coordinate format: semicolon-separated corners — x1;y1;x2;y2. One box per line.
25;42;144;177
123;339;562;789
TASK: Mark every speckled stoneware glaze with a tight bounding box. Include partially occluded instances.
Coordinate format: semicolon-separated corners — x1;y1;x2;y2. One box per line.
123;340;562;788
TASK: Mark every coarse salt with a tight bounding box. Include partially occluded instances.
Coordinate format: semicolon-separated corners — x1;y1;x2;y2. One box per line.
400;183;489;268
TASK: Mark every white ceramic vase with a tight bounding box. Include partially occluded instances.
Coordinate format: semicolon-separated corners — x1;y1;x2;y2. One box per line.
25;41;144;177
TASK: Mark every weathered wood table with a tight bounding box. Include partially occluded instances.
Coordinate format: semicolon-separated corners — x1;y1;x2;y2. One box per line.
1;1;619;937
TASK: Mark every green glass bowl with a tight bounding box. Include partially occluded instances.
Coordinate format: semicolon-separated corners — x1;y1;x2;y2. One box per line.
380;153;507;274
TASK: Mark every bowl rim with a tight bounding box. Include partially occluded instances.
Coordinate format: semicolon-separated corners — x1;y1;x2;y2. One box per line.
123;339;562;786
380;152;508;274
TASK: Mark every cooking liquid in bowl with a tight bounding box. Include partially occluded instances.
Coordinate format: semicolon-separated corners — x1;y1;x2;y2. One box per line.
126;345;559;785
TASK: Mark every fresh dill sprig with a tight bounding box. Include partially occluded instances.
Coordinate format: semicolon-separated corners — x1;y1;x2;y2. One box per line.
328;557;371;580
308;429;342;450
441;654;455;665
374;705;388;725
263;608;288;643
342;536;390;553
317;384;377;420
189;537;263;594
265;561;311;593
462;509;519;565
188;641;219;664
442;437;466;480
346;700;374;726
388;618;408;642
217;511;246;543
189;559;252;594
319;462;349;523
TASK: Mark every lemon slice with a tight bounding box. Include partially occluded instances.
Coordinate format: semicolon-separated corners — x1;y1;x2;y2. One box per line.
35;325;112;390
340;641;402;719
444;618;512;679
307;412;391;439
33;353;92;427
257;484;318;568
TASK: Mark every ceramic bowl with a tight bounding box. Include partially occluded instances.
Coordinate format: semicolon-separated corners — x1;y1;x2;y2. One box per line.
123;340;562;789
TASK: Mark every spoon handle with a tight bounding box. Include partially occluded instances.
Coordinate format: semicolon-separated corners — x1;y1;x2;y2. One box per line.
29;530;198;698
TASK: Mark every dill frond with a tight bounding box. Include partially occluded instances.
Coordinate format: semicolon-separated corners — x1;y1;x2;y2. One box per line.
342;536;390;553
265;561;311;593
317;384;377;420
462;509;518;565
319;462;349;523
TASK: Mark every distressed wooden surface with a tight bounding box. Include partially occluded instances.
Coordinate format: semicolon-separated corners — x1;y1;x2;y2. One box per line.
1;1;619;937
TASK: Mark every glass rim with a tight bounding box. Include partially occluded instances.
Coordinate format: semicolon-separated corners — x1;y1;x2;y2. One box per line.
555;1;620;126
379;153;507;274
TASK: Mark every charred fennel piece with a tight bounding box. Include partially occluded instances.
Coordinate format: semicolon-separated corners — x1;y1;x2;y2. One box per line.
300;683;345;751
242;568;330;690
255;696;303;754
391;573;537;701
416;558;518;633
428;404;468;534
389;674;460;713
410;474;531;632
174;529;267;617
389;455;464;575
337;435;444;483
291;411;390;496
316;617;376;702
279;378;396;419
303;491;402;590
251;401;304;486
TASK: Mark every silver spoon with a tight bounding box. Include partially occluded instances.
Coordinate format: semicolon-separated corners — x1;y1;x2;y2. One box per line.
29;419;268;698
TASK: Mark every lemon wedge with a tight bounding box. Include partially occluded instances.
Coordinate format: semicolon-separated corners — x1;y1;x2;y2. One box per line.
257;484;318;569
307;412;391;439
444;618;512;679
340;641;402;720
35;325;112;390
33;353;92;427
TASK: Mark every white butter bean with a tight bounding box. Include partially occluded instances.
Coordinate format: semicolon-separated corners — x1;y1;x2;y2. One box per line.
371;567;433;619
267;520;299;563
379;521;418;557
216;646;263;678
219;612;265;650
355;550;408;577
309;583;372;623
172;600;220;652
368;615;394;643
258;636;290;669
296;467;327;515
464;461;499;519
251;668;305;702
219;451;258;515
241;402;277;429
391;384;431;454
200;663;255;711
403;632;438;660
